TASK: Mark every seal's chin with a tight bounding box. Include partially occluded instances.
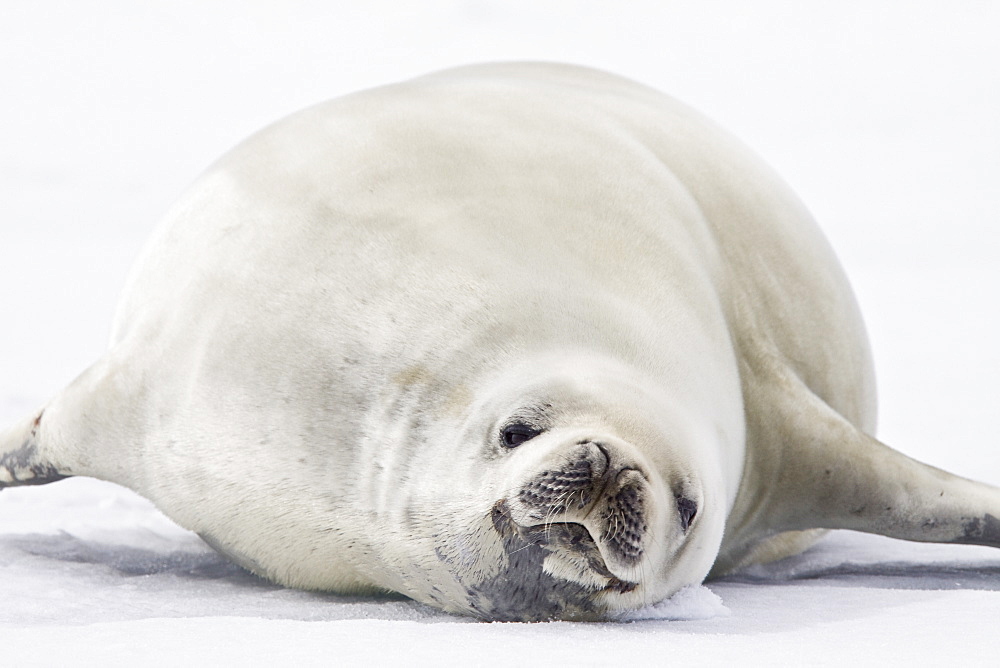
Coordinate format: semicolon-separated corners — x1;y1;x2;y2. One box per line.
465;498;643;620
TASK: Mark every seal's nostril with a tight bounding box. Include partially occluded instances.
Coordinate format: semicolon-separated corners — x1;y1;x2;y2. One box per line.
571;440;611;478
591;442;612;474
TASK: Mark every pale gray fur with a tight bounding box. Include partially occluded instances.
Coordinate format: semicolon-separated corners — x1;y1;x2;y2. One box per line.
2;63;999;621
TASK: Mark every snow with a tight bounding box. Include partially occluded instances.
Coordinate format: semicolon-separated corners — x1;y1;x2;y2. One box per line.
1;1;998;664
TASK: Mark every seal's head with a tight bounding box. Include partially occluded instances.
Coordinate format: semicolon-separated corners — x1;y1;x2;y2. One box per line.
375;353;728;621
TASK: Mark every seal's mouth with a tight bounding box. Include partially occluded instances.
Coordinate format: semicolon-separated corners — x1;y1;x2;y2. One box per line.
524;521;639;593
490;499;638;594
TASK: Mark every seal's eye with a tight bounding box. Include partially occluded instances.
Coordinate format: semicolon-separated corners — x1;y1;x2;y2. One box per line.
677;496;698;532
501;423;542;448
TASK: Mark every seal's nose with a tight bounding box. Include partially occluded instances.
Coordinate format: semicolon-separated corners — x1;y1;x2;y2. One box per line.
508;437;654;568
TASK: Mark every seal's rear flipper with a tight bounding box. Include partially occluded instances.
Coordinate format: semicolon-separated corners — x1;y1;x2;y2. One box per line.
0;408;68;487
718;360;1000;573
0;353;129;489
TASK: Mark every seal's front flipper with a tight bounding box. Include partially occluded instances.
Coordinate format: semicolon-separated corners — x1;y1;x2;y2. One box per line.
718;359;1000;574
0;408;68;487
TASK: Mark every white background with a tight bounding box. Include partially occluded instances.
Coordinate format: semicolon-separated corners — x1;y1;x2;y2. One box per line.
1;2;998;665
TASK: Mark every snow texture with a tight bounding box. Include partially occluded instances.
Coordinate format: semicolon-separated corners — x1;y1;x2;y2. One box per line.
2;1;999;665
